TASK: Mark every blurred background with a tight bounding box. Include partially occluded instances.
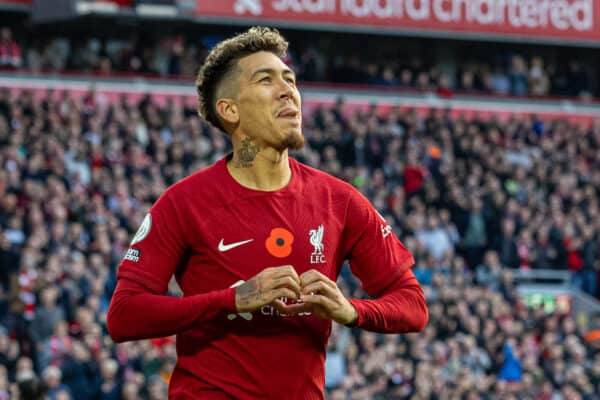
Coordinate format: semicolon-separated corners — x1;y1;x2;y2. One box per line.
0;0;600;399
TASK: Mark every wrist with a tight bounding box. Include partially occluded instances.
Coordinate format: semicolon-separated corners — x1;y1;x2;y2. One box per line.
225;287;238;312
342;302;359;326
234;293;248;313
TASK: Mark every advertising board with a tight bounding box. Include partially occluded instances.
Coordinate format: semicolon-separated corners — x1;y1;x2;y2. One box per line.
196;0;600;44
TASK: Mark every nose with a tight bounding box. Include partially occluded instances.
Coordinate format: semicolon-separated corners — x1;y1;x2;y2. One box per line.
277;79;295;100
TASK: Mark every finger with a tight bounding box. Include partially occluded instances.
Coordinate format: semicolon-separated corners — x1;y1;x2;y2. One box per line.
300;294;338;311
264;265;294;274
300;269;319;282
272;276;302;297
273;300;312;315
301;281;337;297
267;288;298;303
300;270;336;288
272;298;293;314
270;265;300;283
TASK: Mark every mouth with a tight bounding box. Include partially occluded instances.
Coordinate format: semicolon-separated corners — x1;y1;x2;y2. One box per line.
277;107;299;119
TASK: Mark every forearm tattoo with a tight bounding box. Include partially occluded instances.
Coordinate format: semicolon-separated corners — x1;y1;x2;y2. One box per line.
235;137;259;168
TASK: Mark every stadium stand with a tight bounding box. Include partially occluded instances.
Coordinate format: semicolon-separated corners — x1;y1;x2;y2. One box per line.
0;84;598;398
2;25;598;99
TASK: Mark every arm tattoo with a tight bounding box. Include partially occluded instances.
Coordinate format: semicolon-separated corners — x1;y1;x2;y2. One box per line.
236;277;261;306
235;137;259;168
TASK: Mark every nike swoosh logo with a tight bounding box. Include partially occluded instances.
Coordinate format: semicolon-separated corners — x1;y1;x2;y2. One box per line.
218;238;254;252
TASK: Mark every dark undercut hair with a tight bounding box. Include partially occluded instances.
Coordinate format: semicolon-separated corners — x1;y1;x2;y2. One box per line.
195;26;289;131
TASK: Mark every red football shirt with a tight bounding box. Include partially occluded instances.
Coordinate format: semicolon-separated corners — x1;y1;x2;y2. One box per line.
116;156;415;399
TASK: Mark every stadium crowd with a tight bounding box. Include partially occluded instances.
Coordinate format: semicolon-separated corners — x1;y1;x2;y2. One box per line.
0;26;597;99
0;85;599;399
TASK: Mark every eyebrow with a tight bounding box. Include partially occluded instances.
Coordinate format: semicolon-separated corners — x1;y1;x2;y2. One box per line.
250;68;296;81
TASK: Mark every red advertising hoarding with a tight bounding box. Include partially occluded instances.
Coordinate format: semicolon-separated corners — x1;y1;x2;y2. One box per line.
0;0;31;4
196;0;600;44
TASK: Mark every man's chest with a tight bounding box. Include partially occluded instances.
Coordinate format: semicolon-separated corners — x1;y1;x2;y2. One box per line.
179;197;345;292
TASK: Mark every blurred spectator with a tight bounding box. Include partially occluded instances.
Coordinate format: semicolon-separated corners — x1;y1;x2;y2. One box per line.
495;219;519;269
121;381;141;400
0;365;8;400
576;225;599;296
146;374;167;400
509;55;528;96
498;339;522;382
98;358;120;400
403;150;426;196
42;365;72;400
29;287;65;349
60;340;98;400
16;377;47;400
475;250;503;290
458;67;477;92
490;65;511;95
0;28;21;69
461;197;488;268
531;226;559;269
529;56;550;96
297;47;325;82
415;211;454;262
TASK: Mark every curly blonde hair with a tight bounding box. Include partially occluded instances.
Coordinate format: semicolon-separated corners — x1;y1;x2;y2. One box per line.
195;27;288;130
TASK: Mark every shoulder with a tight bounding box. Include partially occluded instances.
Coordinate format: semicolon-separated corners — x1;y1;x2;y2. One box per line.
291;158;356;194
163;159;226;201
291;159;370;223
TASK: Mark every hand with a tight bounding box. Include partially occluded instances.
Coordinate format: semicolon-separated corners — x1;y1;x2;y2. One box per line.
299;269;358;325
235;265;302;314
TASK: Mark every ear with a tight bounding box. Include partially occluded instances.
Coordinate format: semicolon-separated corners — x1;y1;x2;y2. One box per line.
215;98;239;125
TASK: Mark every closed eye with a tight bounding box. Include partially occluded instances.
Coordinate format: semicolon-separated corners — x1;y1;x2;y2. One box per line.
259;76;272;83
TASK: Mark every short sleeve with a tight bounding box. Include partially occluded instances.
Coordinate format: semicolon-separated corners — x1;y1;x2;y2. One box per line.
341;187;414;296
117;190;188;294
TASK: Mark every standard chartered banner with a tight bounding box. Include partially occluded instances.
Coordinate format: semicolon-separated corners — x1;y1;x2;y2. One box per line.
196;0;600;44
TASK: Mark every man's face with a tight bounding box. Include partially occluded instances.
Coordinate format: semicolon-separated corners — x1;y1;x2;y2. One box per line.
233;51;304;151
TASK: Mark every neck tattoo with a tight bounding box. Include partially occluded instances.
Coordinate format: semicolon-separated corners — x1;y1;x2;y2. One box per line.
235;137;259;168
